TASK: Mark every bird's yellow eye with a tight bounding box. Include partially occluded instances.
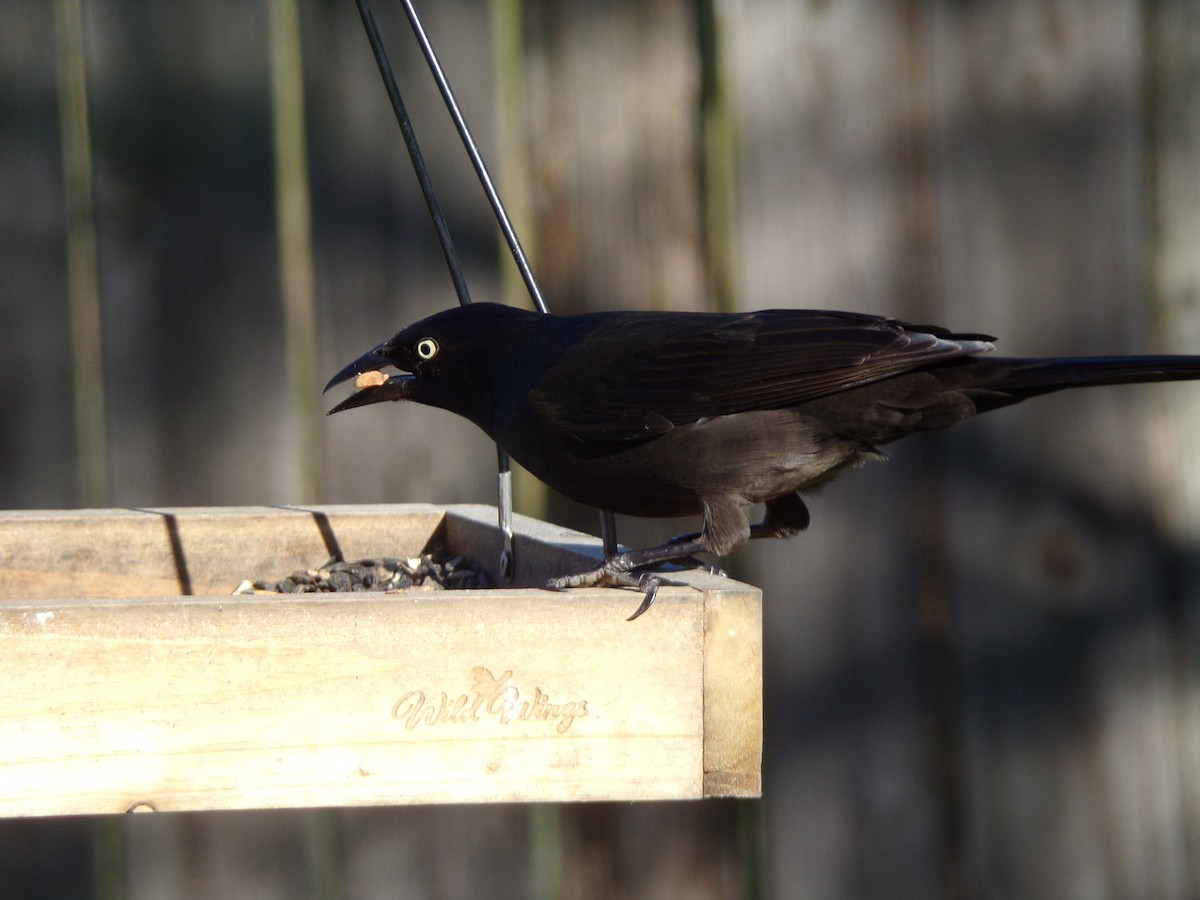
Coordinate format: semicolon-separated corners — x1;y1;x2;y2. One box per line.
415;337;439;361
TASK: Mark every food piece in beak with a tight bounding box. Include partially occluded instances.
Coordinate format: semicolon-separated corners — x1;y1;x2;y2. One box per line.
326;372;414;415
355;370;390;389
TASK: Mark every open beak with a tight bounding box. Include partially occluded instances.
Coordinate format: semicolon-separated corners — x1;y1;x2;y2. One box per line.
324;346;415;415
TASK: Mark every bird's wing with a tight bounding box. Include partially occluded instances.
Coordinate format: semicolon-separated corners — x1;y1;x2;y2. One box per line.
534;309;995;441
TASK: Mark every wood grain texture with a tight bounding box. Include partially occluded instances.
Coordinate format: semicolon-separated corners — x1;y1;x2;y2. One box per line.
0;505;761;815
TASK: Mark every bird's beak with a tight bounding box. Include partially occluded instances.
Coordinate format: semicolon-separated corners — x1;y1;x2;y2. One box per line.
323;345;415;415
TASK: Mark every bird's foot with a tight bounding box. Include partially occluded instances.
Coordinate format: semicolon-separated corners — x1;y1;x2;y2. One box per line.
546;535;718;620
546;563;685;621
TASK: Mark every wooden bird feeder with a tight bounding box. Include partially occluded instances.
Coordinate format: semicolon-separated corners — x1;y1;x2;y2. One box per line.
0;504;761;815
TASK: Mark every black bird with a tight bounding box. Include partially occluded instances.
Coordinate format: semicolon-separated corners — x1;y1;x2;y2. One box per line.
325;302;1200;614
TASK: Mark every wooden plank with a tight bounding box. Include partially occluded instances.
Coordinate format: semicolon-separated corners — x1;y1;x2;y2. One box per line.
445;505;763;794
702;584;762;796
0;505;761;814
0;589;705;814
0;505;448;600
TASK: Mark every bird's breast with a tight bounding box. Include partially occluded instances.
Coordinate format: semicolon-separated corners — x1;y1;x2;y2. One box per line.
495;406;864;519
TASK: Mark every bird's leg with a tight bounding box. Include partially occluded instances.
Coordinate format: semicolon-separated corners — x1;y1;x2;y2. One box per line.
600;509;619;556
549;496;810;619
662;529;701;545
637;529;723;574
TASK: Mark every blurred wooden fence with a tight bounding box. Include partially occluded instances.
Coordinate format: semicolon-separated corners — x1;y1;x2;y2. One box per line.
2;0;1199;897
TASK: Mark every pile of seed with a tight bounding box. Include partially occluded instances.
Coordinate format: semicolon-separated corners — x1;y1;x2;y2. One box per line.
233;551;490;595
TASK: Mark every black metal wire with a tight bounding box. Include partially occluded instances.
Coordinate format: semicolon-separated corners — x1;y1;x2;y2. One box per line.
354;0;530;577
394;0;548;315
352;0;619;567
353;0;472;308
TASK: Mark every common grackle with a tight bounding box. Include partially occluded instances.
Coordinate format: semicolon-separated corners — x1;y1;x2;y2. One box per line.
325;303;1200;615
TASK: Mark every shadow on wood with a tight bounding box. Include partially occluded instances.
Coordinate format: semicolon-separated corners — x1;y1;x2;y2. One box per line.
0;504;761;815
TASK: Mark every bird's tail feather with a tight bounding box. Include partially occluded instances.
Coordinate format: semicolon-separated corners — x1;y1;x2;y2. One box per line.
971;355;1200;412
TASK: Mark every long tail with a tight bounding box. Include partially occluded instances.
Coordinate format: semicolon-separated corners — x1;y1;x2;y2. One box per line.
970;355;1200;413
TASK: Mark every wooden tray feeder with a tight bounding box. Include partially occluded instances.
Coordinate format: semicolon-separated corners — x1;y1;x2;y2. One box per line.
0;504;762;815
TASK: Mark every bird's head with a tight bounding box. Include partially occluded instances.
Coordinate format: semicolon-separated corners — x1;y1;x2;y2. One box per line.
323;303;540;432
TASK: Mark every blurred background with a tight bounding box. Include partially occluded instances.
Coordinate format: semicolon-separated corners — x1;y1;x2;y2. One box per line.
3;0;1200;896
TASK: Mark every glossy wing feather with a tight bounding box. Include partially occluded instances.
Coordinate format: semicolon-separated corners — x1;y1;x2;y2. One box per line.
534;310;995;440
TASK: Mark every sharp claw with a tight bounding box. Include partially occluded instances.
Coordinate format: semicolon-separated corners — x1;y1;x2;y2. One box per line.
547;557;688;621
626;576;659;621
